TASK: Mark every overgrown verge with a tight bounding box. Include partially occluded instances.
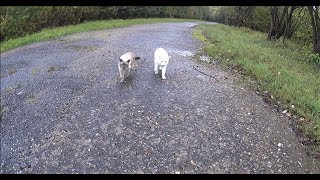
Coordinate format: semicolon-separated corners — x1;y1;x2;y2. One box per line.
193;23;320;158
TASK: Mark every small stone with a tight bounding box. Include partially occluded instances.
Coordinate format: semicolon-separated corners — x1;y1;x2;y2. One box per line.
267;162;272;168
297;161;302;167
278;143;283;147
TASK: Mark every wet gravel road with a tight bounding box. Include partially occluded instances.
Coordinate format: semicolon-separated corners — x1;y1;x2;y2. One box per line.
1;22;320;174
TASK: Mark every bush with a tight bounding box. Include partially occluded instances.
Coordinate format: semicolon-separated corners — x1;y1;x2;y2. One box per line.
291;8;313;47
248;6;270;32
210;6;270;32
307;53;320;66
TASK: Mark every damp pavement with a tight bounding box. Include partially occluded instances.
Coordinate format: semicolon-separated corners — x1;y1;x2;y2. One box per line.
1;22;320;174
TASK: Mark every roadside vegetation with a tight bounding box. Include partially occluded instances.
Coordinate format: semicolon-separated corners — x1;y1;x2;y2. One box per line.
194;24;320;145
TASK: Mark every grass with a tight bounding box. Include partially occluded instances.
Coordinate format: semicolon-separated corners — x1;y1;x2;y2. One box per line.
194;24;320;141
0;18;202;54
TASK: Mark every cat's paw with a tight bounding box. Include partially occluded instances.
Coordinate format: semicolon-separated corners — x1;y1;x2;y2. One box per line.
162;76;166;80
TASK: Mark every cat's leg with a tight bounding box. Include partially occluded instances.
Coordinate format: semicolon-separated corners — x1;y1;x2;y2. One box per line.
129;60;133;70
120;74;124;82
161;66;167;79
118;66;122;78
119;72;123;82
154;63;159;74
119;70;124;82
132;59;136;70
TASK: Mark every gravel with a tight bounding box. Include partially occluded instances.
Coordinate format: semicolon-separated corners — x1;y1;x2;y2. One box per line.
1;22;319;174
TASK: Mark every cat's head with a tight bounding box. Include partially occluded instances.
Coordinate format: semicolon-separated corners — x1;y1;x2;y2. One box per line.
159;56;170;65
119;59;130;69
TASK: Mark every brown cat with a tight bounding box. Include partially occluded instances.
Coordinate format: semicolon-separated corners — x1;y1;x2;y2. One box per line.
118;52;140;82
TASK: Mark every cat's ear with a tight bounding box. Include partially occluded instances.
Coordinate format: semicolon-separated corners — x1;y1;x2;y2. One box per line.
127;59;131;63
119;58;123;62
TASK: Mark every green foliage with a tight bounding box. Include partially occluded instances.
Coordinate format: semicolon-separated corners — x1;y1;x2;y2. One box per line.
291;7;313;47
210;6;313;49
249;7;270;32
0;6;210;42
211;6;233;24
306;53;320;66
195;23;320;141
211;6;270;32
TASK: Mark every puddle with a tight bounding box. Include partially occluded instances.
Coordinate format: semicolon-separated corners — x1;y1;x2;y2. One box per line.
170;50;194;57
185;23;197;27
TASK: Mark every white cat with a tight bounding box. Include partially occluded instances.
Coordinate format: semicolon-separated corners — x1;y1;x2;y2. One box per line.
154;48;170;79
118;52;140;82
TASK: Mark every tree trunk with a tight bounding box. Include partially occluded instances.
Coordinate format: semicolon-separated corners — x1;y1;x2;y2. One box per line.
268;6;279;39
235;6;241;27
308;6;320;54
285;6;306;39
275;6;296;39
268;6;296;40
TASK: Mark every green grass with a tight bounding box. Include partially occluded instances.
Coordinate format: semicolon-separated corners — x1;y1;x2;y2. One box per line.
194;24;320;141
0;18;202;53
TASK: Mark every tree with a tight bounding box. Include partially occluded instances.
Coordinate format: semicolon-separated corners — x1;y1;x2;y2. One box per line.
222;6;255;27
267;6;296;40
234;6;255;27
284;6;307;39
308;6;320;54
